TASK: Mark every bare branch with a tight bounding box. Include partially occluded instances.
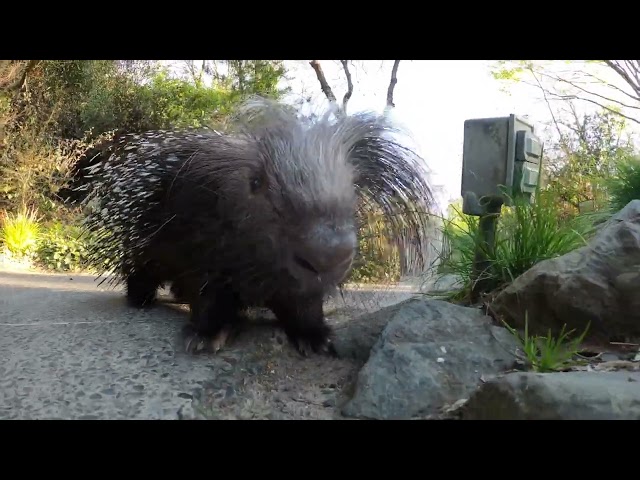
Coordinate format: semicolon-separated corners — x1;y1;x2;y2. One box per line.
309;60;337;104
528;66;571;155
502;61;640;127
577;70;640;103
340;60;353;114
538;70;640;112
545;91;640;126
624;60;640;87
605;60;640;97
386;60;401;110
180;60;205;86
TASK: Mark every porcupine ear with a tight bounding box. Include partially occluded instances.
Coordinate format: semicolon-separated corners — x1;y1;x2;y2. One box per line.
334;111;436;277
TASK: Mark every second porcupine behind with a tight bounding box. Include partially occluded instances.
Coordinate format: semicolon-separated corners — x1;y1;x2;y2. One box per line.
77;97;435;356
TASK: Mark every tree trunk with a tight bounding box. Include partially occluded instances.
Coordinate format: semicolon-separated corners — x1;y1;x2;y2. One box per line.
386;60;401;109
309;60;337;104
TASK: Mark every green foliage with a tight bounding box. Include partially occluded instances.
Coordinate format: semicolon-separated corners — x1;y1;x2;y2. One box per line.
489;60;531;82
502;313;590;372
17;60;138;139
544;110;635;216
3;60;289;142
437;190;593;301
348;212;402;284
34;221;92;272
0;207;40;258
607;154;640;212
139;70;236;129
22;60;244;138
436;199;475;273
489;60;596;96
0;213;97;273
0;124;92;214
224;60;289;99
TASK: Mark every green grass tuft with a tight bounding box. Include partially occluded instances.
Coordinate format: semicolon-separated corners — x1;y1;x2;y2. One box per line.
0;207;41;258
502;313;591;372
608;154;640;212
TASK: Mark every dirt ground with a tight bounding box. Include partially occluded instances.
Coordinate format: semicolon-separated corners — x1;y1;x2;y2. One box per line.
160;290;408;420
184;325;362;420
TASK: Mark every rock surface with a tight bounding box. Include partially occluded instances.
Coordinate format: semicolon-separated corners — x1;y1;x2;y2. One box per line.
491;199;640;343
331;302;405;363
459;371;640;420
340;297;520;419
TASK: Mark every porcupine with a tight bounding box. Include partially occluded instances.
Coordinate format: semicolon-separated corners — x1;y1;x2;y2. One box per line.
77;97;435;356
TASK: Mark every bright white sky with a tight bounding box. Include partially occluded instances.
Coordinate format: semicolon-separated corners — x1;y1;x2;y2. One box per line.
164;60;640;214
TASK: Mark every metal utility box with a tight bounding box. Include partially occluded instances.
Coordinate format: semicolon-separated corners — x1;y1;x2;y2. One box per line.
461;114;543;215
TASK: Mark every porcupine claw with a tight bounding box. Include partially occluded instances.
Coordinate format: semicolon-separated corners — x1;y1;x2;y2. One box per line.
182;324;232;355
294;337;337;358
183;328;206;354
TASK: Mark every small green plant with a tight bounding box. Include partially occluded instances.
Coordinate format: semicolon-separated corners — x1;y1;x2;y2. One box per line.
35;221;92;272
0;207;41;258
502;313;591;372
608;154;640;212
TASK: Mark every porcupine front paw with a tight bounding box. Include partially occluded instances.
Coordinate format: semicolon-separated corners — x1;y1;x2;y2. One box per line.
183;286;245;355
268;292;337;358
182;324;233;354
286;324;337;357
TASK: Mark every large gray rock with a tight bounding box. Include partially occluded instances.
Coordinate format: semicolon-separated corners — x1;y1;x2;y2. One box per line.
459;371;640;420
331;302;406;363
340;297;520;419
491;200;640;343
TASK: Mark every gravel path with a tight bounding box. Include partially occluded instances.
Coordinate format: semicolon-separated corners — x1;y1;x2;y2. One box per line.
0;268;419;419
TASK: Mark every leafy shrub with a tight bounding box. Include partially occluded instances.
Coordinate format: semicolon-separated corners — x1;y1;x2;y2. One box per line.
0;91;96;216
348;212;401;284
139;70;236;130
437;190;592;301
608;154;640;212
35;221;92;272
0;207;40;258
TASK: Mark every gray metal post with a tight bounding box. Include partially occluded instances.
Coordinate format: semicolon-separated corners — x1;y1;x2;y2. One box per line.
471;195;504;303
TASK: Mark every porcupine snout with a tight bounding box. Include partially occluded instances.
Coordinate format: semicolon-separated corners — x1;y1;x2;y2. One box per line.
290;221;357;287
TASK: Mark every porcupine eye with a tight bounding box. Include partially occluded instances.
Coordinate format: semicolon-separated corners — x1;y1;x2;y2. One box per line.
250;175;264;193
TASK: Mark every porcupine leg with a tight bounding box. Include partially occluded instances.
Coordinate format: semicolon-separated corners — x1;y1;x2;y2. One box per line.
169;278;189;304
126;268;162;308
267;292;336;357
182;283;246;355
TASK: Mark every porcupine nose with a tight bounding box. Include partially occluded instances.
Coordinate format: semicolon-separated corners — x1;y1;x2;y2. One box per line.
293;223;357;279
